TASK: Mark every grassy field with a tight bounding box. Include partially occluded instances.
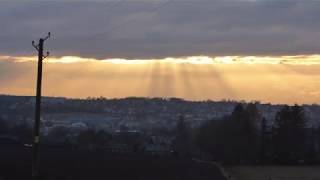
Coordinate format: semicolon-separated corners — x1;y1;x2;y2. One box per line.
0;145;226;180
226;166;320;180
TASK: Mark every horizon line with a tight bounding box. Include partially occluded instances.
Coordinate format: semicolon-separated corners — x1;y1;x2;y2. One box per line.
1;93;318;106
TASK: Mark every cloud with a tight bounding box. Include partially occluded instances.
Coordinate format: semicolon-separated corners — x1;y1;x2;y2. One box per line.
3;54;320;65
1;0;320;58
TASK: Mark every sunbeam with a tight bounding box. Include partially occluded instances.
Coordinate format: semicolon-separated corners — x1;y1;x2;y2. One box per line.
0;55;319;104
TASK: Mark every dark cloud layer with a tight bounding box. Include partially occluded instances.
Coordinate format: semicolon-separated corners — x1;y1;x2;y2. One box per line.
1;0;320;59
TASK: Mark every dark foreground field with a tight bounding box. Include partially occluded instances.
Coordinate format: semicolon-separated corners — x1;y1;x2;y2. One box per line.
0;145;226;180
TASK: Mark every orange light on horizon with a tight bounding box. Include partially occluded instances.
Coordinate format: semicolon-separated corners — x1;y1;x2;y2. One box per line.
0;54;319;104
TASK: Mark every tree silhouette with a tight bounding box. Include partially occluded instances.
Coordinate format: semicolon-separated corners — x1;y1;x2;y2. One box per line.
230;103;261;163
306;126;317;164
260;117;267;163
273;105;307;164
195;103;262;164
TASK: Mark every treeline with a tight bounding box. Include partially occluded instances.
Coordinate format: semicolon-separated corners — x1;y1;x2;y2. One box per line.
189;103;319;165
1;102;319;165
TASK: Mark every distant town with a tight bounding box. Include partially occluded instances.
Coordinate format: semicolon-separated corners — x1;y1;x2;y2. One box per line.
1;95;320;179
1;95;319;134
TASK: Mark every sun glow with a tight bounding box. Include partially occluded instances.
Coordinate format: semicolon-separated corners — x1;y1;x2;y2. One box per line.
0;54;319;104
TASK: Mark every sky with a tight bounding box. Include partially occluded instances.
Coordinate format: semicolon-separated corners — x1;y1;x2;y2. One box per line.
1;0;320;104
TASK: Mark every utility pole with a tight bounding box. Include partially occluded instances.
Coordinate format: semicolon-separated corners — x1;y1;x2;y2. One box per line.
31;32;51;179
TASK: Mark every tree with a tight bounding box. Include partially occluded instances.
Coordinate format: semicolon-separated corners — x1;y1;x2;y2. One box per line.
246;103;262;130
195;103;261;164
272;105;307;164
229;103;260;163
260;117;267;163
231;103;246;120
195;116;232;162
306;126;317;164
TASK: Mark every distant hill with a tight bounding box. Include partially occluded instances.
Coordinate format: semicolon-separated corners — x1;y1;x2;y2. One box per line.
0;95;319;131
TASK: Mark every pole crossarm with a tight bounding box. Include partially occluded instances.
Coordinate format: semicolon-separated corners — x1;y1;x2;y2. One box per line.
43;32;51;41
32;41;39;52
43;51;50;59
32;32;51;59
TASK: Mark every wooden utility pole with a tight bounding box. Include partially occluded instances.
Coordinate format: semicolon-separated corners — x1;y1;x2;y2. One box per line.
31;32;51;179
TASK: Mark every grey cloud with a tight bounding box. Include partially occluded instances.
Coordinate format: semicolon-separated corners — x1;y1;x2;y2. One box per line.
1;0;320;59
